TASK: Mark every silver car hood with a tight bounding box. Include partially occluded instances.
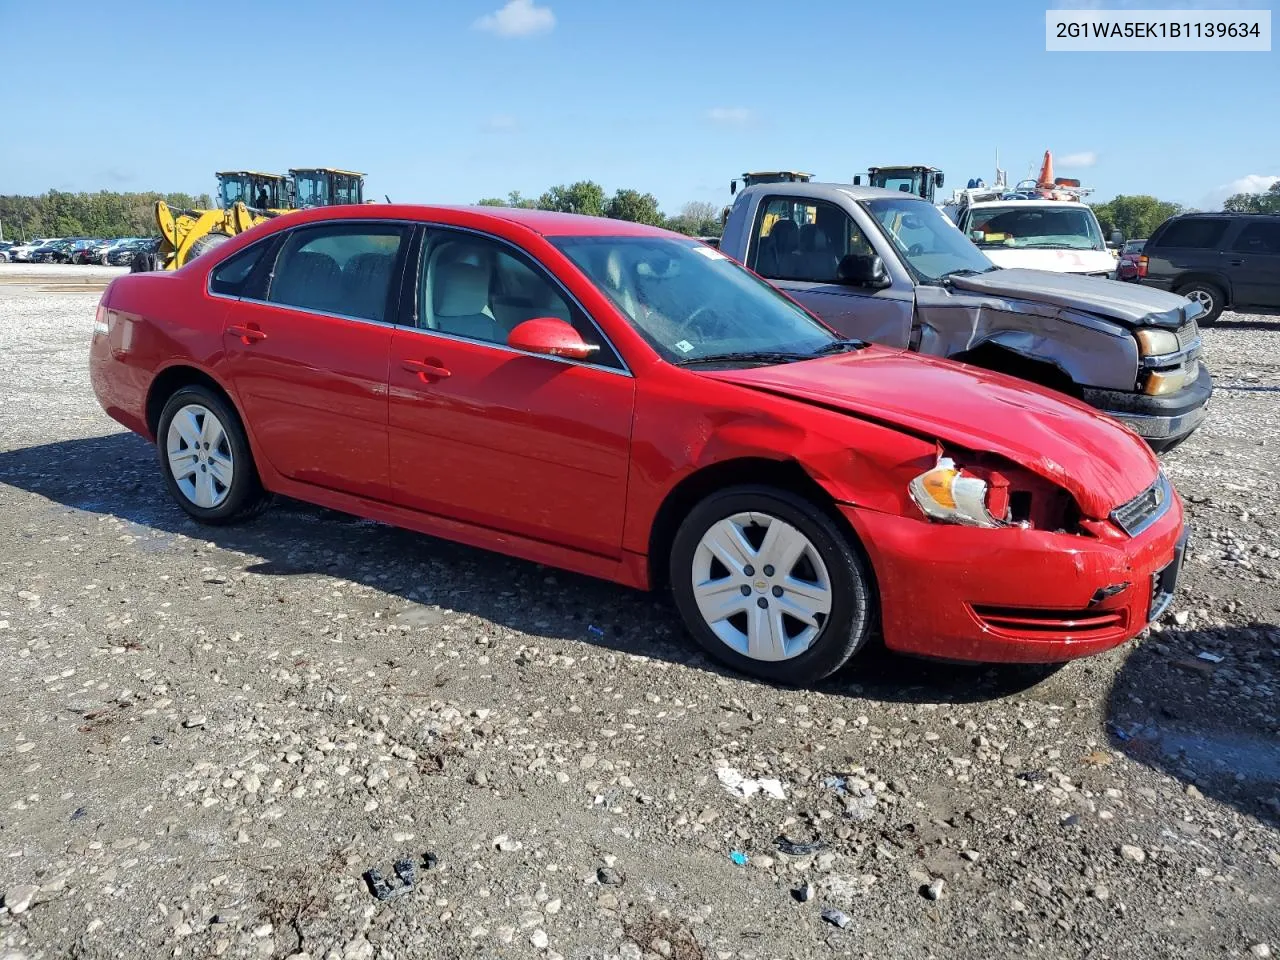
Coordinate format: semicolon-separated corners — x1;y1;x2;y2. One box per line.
948;268;1201;328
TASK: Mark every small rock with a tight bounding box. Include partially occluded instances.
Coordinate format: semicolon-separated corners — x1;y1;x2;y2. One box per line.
183;715;207;729
1250;946;1272;959
821;908;852;929
597;866;624;885
922;878;945;901
3;884;39;915
792;882;814;903
961;850;980;862
1119;844;1147;864
529;929;549;950
1186;784;1204;799
1089;885;1110;901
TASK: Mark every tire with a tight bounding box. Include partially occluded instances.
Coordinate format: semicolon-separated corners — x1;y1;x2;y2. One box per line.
155;385;268;524
185;232;231;263
130;251;158;273
1176;280;1225;325
669;485;875;686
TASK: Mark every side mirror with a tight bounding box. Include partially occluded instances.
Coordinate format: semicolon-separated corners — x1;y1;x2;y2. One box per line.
1110;230;1123;245
852;175;863;186
934;171;945;188
836;254;891;290
507;317;599;361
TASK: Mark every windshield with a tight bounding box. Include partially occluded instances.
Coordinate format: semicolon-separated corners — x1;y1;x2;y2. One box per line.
219;177;250;208
966;204;1105;251
863;197;995;283
295;175;330;207
551;236;839;364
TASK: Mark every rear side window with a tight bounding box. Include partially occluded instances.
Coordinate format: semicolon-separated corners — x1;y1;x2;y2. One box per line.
1231;221;1280;254
209;241;268;297
267;223;408;322
1154;218;1229;250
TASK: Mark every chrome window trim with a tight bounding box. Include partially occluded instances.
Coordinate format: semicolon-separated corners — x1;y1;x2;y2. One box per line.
412;222;632;377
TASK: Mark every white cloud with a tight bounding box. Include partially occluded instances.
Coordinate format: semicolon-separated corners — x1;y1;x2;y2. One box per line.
1058;151;1098;168
705;106;753;126
483;113;518;131
473;0;555;38
1200;174;1280;211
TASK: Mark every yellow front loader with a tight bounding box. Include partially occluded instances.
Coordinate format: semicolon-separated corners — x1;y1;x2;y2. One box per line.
139;168;367;272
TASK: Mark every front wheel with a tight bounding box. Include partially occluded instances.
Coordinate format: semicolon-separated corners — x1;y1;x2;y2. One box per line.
1177;281;1225;325
156;385;268;524
669;486;875;686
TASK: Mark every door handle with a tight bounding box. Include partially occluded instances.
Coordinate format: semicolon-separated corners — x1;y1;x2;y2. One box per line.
402;358;452;381
1228;258;1244;266
227;324;267;344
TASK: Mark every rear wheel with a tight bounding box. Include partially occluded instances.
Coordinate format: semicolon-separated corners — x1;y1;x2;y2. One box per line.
185;232;231;263
130;251;159;273
1176;280;1225;325
156;385;268;524
669;486;875;686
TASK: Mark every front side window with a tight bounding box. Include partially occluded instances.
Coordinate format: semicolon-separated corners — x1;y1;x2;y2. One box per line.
294;176;330;208
1153;218;1229;250
266;223;406;322
964;204;1105;251
1231;221;1280;254
749;198;876;283
865;197;995;283
419;230;622;368
553;235;839;364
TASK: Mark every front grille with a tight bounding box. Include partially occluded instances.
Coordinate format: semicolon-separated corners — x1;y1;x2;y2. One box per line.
1176;319;1199;348
1112;472;1172;536
972;605;1128;640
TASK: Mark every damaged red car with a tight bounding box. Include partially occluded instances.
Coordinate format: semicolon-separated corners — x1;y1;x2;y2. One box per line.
89;205;1188;686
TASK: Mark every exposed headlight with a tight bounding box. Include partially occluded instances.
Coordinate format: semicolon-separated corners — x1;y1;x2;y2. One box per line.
909;457;1005;528
1145;361;1197;396
1136;328;1179;356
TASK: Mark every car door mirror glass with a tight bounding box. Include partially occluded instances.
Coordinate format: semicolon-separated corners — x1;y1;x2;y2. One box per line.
507;317;599;361
836;254;891;289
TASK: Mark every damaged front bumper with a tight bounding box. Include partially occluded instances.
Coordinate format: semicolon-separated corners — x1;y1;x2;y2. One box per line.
1082;363;1213;445
838;490;1187;664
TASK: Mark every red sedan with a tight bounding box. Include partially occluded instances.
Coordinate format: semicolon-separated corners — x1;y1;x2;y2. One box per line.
89;205;1187;686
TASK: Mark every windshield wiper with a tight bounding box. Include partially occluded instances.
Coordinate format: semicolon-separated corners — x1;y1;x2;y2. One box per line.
675;351;812;367
811;338;867;355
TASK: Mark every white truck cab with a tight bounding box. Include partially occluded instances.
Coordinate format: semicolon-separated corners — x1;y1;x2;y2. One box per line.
951;195;1116;277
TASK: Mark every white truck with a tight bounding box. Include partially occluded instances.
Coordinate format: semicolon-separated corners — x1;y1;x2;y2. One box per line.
945;188;1119;278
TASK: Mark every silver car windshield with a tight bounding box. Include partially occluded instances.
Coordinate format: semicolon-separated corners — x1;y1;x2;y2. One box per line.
863;198;996;283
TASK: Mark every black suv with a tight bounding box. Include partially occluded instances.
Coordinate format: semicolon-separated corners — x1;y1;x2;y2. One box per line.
1138;213;1280;323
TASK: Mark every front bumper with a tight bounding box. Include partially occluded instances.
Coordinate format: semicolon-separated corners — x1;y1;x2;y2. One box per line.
1081;363;1213;443
839;491;1187;663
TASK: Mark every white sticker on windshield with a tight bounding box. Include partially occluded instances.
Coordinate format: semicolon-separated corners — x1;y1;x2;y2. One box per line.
692;245;728;260
675;339;695;353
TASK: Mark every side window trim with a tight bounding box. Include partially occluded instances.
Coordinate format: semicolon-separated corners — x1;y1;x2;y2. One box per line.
406;223;630;374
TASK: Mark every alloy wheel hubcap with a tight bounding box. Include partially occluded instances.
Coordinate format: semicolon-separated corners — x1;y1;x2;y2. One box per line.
166;404;233;509
1188;289;1214;313
691;512;833;662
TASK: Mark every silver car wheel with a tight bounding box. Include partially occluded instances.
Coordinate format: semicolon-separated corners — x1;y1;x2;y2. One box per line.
691;511;833;662
166;403;233;509
1187;287;1215;315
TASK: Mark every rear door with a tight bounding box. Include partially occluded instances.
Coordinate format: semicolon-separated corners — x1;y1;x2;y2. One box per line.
1225;219;1280;309
216;221;411;500
1145;217;1229;291
745;196;914;347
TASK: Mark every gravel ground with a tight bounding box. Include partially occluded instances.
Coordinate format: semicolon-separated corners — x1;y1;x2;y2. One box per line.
0;266;1276;960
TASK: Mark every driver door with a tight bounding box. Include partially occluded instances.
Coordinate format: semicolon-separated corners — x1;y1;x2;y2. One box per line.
386;226;636;557
747;196;913;347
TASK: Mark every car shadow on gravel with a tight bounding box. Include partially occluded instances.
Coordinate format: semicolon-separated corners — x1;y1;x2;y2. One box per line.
1105;625;1280;826
1;432;1055;704
1212;316;1279;331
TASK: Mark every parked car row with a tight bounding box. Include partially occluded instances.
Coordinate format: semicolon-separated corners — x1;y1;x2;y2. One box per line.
90;201;1192;687
1;236;159;265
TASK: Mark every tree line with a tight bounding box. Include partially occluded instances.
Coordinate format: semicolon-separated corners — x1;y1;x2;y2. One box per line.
476;181;723;237
0;190;213;242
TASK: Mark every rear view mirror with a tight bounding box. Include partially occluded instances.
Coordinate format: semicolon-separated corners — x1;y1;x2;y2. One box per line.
1110;230;1123;245
836;254;891;290
934;171;945;188
507;317;599;361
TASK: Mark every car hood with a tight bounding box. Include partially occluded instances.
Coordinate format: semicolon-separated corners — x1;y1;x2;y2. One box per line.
703;348;1159;520
948;267;1200;328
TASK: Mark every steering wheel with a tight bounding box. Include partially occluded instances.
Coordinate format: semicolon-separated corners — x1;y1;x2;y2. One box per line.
684;304;729;340
908;243;926;256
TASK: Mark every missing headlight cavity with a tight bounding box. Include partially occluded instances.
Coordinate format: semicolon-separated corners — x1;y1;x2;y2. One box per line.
1009;491;1033;524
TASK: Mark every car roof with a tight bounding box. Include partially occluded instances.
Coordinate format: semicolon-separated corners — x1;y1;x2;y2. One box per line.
967;199;1090;209
264;203;678;238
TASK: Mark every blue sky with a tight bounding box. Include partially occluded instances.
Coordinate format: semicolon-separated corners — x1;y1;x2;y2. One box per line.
1;0;1276;213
